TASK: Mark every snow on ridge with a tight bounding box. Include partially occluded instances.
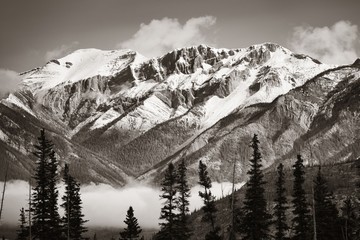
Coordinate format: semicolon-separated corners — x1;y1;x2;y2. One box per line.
21;49;148;94
4;93;35;116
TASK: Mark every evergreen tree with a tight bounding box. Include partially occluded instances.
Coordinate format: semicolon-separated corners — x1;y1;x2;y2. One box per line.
156;163;178;240
48;150;62;237
61;164;88;240
239;134;270;240
120;206;142;240
16;207;28;240
291;155;310;240
31;129;61;240
175;159;192;240
313;166;342;240
198;160;221;240
273;163;289;240
340;197;359;240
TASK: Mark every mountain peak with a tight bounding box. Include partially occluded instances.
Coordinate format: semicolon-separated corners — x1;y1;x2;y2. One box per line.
3;42;359;187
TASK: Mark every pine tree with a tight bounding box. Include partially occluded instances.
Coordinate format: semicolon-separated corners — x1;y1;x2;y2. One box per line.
198;160;221;240
239;134;270;240
291;155;310;240
48;150;62;237
120;206;142;240
61;164;88;240
313;166;342;240
175;159;192;240
31;129;61;240
340;197;359;240
274;163;289;240
16;207;28;240
156;163;178;240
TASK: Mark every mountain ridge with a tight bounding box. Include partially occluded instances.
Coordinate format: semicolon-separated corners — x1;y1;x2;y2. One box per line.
0;43;359;186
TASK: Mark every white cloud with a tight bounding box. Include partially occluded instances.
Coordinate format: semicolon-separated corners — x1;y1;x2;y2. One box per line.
117;16;217;57
1;181;243;228
45;41;79;61
0;69;21;99
290;21;359;65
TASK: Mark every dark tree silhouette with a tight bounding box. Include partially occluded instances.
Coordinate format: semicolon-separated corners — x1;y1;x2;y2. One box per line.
274;163;289;240
120;206;142;240
31;129;61;240
313;166;342;240
175;159;192;240
198;160;221;240
61;164;88;240
239;134;271;240
156;163;178;240
291;155;310;240
16;207;28;240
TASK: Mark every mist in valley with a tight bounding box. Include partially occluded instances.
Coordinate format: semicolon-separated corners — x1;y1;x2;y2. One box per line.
0;180;244;229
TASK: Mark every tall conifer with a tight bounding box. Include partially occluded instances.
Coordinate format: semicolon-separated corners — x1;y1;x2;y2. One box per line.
291;155;310;240
120;206;142;240
61;164;87;240
239;134;270;240
198;160;221;240
273;163;288;240
31;129;61;240
156;163;178;240
175;159;192;240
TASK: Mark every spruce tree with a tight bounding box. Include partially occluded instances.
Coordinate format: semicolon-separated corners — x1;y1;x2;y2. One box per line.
239;134;270;240
198;160;221;240
175;159;192;240
156;163;178;240
31;129;61;240
291;155;310;240
48;150;62;237
313;166;342;240
16;207;28;240
120;206;142;240
61;164;88;240
274;163;289;240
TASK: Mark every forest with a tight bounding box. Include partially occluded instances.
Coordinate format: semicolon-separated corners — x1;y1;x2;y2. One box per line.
0;131;359;240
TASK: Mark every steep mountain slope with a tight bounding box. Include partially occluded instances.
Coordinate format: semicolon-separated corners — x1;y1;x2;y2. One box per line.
1;43;358;186
144;62;360;185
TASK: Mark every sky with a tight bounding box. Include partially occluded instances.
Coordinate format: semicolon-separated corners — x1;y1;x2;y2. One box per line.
0;0;359;96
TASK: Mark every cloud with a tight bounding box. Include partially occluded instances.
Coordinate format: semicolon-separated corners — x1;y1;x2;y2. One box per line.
45;41;79;61
1;181;243;228
117;16;217;57
0;69;21;99
289;21;359;65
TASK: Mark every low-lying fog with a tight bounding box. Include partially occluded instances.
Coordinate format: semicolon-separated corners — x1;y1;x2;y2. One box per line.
1;181;244;229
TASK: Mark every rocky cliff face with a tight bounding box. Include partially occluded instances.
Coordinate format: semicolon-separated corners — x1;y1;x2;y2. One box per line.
1;43;358;186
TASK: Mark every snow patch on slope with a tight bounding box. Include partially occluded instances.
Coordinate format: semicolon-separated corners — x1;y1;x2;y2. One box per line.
21;49;147;94
4;94;35;116
113;95;187;132
91;108;121;130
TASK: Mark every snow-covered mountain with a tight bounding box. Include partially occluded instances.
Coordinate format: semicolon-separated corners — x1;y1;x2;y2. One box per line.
1;43;359;185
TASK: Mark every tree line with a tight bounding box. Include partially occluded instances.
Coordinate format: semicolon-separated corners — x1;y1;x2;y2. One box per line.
153;134;360;240
11;131;360;240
